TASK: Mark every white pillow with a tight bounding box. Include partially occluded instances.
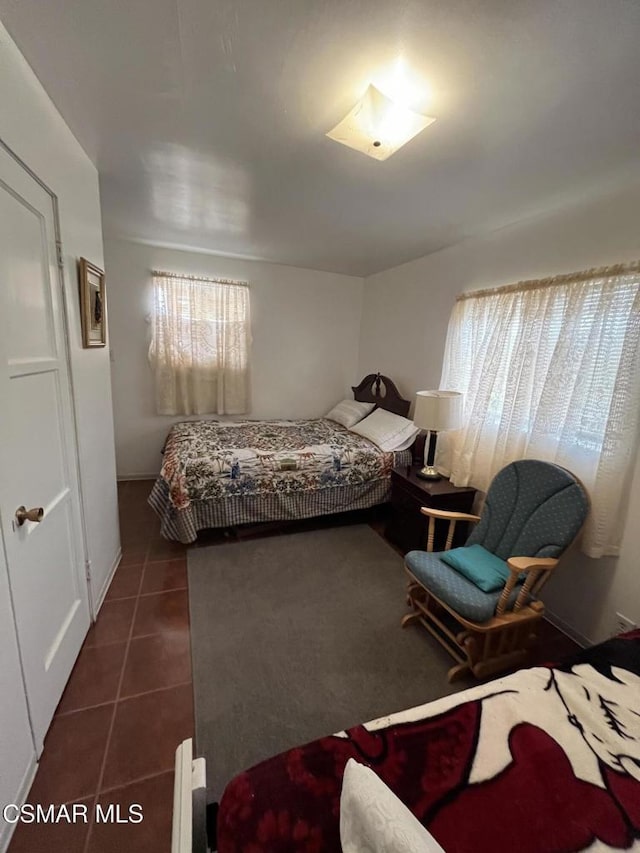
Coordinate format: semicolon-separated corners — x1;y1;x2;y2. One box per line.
325;399;375;429
350;408;419;452
340;759;445;853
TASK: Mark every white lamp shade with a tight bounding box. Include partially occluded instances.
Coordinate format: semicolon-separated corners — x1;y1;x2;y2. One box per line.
413;390;463;432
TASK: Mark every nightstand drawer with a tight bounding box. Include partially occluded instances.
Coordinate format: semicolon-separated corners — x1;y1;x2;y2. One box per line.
387;502;428;553
390;483;420;514
386;467;476;555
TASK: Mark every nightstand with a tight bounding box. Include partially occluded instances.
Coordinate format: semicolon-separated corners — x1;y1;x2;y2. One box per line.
386;466;476;554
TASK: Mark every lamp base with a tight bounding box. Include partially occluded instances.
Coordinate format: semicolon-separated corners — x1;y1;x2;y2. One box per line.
416;465;442;481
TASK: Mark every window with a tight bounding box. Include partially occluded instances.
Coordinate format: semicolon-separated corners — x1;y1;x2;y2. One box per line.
438;263;640;557
149;272;251;416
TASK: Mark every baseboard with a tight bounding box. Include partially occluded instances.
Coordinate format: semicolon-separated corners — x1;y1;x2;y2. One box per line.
0;754;37;853
544;608;593;649
93;547;122;616
117;473;158;481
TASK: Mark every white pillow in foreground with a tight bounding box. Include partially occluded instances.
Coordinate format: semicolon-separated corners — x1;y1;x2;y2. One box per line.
350;408;419;452
325;399;375;429
340;759;445;853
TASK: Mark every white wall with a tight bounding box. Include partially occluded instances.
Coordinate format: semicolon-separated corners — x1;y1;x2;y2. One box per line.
105;237;364;477
358;177;640;645
0;22;120;607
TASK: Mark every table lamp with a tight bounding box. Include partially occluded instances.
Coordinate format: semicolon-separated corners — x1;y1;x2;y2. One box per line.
413;390;464;480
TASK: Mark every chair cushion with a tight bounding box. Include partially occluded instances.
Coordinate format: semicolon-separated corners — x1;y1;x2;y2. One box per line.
440;544;510;593
405;550;526;623
467;459;589;560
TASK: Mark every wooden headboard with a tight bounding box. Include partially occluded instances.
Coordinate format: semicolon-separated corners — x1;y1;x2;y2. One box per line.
352;373;411;417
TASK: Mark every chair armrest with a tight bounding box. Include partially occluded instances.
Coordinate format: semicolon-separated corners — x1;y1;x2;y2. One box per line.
496;556;559;616
420;507;481;523
507;556;558;574
419;507;481;552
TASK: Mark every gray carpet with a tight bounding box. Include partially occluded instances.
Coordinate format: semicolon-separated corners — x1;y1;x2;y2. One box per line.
187;524;469;800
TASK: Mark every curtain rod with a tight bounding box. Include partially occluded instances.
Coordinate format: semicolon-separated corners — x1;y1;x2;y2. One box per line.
456;259;640;302
152;270;249;287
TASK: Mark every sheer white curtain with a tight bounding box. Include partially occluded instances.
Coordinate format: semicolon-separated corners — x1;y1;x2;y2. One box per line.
149;272;251;416
437;263;640;557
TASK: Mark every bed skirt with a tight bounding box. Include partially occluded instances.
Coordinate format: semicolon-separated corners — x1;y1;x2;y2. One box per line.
148;476;397;543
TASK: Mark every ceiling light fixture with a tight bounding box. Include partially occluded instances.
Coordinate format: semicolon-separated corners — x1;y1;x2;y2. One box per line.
326;83;435;161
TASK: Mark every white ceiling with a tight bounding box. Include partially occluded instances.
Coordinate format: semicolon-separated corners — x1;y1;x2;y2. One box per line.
2;0;640;276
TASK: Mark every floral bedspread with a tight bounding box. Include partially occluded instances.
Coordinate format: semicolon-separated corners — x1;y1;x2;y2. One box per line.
149;418;411;541
160;418;396;509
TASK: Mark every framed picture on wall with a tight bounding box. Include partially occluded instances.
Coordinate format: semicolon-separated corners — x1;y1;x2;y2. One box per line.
79;257;106;347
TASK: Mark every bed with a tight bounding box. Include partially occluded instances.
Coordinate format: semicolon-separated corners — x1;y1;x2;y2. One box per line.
149;373;418;543
216;630;640;852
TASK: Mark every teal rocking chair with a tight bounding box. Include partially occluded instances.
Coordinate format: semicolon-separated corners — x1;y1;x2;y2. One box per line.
402;459;589;682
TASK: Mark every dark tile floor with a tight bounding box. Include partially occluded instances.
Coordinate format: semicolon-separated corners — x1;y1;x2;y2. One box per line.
8;480;581;852
8;480;190;853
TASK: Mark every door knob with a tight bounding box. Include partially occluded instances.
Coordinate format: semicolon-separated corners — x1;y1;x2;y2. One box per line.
15;505;44;526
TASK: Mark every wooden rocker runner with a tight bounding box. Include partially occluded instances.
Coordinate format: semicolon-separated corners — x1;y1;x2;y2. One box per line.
401;459;589;682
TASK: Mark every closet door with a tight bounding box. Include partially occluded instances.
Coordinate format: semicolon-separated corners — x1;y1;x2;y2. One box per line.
0;143;90;753
0;545;35;853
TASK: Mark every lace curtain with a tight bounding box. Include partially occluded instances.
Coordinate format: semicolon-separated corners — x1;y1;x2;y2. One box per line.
437;262;640;558
149;272;251;416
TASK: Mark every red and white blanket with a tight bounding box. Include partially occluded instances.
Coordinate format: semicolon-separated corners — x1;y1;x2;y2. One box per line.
217;632;640;852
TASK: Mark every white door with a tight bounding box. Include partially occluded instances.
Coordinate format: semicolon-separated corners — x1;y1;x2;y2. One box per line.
0;143;90;753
